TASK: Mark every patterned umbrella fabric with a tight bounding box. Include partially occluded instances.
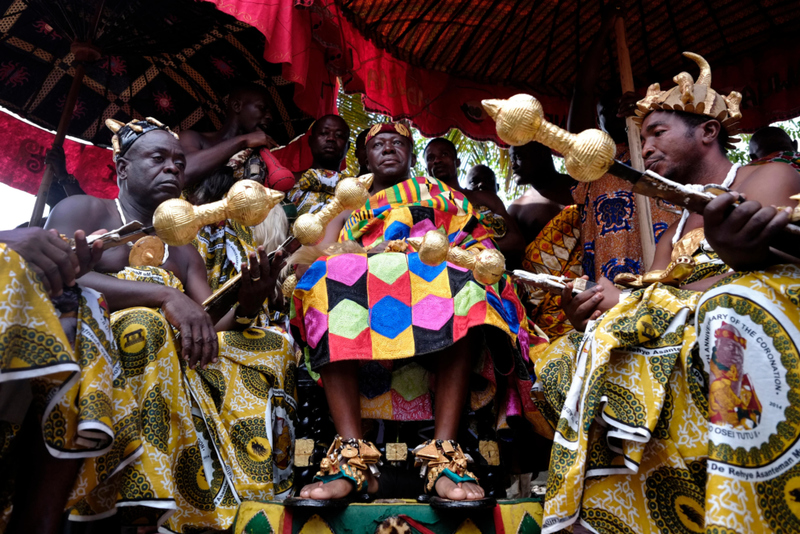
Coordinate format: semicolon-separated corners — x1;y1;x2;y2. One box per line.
0;0;315;149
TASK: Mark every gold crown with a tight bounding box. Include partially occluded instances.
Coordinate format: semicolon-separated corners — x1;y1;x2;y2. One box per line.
633;52;742;149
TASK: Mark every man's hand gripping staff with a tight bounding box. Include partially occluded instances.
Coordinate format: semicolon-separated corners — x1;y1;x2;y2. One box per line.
481;94;800;256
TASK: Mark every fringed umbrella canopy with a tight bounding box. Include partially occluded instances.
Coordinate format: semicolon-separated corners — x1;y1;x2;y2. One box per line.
334;0;800;136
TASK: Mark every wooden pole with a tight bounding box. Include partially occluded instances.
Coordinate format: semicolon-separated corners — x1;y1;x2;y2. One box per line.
29;42;100;227
614;18;656;270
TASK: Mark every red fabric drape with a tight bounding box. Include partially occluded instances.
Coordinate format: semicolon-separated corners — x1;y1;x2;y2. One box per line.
207;0;338;121
0;111;118;199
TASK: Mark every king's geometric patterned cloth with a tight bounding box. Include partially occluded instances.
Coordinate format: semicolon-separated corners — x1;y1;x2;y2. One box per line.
290;177;548;429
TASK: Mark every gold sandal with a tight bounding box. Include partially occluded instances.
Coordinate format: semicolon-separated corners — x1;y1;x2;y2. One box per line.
413;439;495;509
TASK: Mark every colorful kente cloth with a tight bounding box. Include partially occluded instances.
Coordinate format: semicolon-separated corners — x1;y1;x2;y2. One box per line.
288;168;348;217
532;234;729;534
750;150;800;173
68;266;297;533
572;144;680;282
291;176;548;432
697;263;800;533
0;244;141;529
521;205;582;339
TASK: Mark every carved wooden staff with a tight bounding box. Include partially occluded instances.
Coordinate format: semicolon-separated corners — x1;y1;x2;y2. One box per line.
615;18;656;270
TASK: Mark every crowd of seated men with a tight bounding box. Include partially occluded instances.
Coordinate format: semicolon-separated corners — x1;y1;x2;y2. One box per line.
1;35;800;534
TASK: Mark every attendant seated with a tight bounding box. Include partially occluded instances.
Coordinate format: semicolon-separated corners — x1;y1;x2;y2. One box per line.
749;125;800;171
290;123;548;505
425;138;526;267
506;141;575;246
0;227;138;534
532;54;800;533
288;115;351;217
190;166;289;323
45;119;297;532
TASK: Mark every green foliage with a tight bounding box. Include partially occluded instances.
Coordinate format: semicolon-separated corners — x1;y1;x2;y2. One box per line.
726;119;800;165
337;89;514;198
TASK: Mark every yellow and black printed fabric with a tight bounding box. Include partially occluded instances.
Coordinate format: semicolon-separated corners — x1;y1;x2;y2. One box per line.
67;266;297;534
0;243;141;529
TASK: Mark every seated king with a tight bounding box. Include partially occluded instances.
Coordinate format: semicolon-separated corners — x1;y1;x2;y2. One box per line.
288;122;548;505
45;118;297;532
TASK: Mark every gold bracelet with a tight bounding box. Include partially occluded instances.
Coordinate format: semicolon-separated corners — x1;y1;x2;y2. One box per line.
234;307;258;325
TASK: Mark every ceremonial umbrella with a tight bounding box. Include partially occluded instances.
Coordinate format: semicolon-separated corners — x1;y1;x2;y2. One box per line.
326;0;800;268
0;0;315;225
328;0;800;139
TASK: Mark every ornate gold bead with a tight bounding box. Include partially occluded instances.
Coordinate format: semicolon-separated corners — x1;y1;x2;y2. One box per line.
408;230;506;286
153;180;284;246
153;198;198;246
473;249;505;285
482;94;544;146
128;236;165;267
292;174;374;245
282;273;298;298
411;230;449;265
225;180;284;227
482;94;616;182
564;129;617;184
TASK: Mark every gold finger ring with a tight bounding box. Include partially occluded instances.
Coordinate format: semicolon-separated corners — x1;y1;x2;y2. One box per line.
251;276;261;282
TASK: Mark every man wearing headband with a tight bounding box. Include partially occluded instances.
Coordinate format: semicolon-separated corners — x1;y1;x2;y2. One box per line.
288;114;351;218
533;53;800;534
180;82;279;187
289;122;548;507
45;118;298;531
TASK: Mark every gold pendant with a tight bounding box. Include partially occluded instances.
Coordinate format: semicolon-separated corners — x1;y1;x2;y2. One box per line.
129;236;165;267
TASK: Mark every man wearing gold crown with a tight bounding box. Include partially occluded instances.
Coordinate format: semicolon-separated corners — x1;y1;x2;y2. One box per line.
0;228;141;534
288;122;549;507
529;53;800;534
44;119;297;532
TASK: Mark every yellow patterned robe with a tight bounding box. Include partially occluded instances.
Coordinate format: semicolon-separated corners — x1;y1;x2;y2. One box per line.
0;244;141;529
67;266;297;533
697;263;800;533
288;168;348;218
533;236;731;534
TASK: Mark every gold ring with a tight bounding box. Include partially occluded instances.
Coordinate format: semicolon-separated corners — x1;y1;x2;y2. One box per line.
251;276;261;282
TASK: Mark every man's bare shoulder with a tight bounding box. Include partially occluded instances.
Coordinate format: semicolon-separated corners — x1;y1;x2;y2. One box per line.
509;188;556;208
46;195;116;234
179;129;214;151
736;161;800;205
51;195;113;217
